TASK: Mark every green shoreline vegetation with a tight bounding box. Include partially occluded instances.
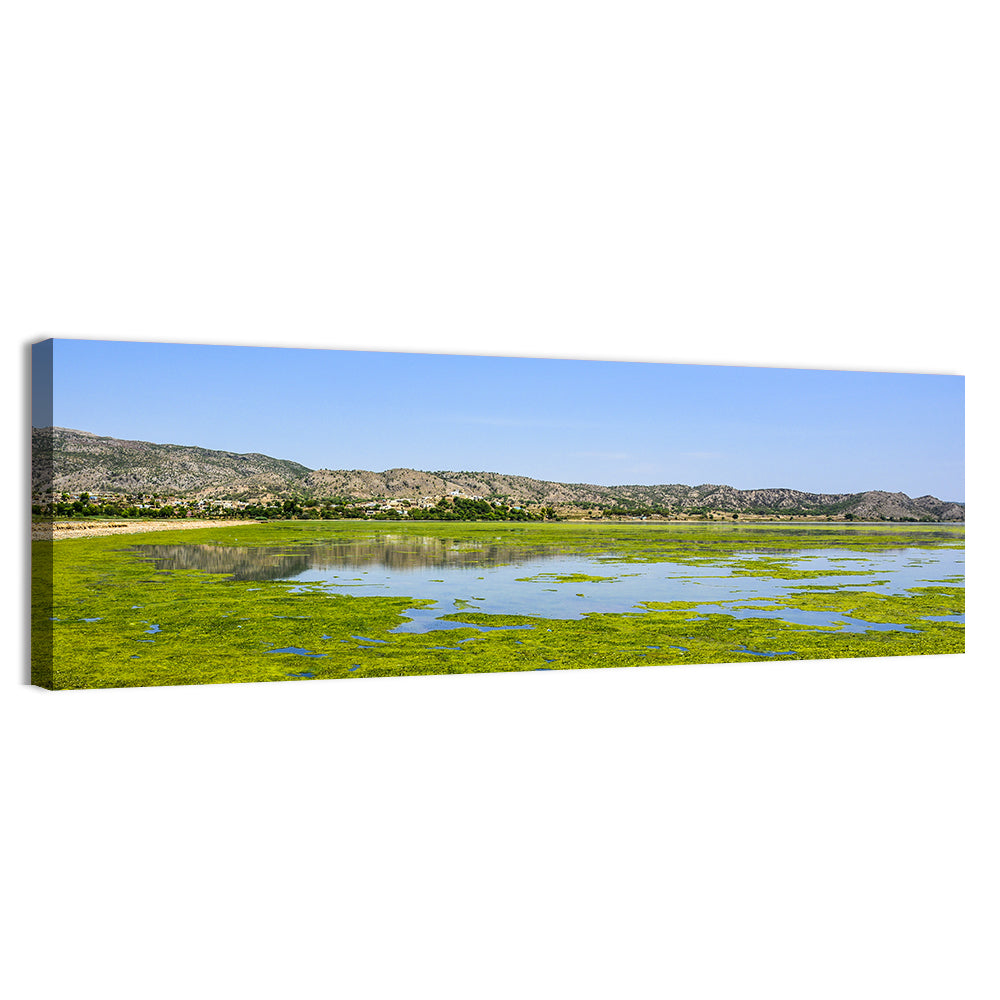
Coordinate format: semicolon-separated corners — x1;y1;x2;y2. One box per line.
33;493;558;522
33;489;962;525
32;521;964;690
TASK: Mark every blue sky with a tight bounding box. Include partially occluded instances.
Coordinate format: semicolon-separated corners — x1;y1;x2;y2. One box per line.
33;339;965;500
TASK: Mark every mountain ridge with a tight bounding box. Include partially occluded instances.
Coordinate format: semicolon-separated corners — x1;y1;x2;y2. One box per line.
31;426;965;521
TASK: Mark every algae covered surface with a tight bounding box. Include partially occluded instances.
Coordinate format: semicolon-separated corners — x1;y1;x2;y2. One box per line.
32;521;964;689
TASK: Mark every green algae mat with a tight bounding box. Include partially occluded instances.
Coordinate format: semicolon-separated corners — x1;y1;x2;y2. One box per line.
31;521;965;689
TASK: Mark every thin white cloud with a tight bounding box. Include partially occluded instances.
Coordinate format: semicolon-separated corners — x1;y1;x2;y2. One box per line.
445;414;600;430
573;451;633;461
623;462;664;478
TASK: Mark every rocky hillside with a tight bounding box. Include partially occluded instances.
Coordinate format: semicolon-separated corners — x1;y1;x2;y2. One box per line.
32;426;311;500
304;469;964;520
32;426;965;520
300;467;618;504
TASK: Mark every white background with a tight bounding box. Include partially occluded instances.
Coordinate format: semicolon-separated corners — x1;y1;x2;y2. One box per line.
3;4;996;998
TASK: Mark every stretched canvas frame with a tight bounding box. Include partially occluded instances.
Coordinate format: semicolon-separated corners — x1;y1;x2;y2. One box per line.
31;338;965;690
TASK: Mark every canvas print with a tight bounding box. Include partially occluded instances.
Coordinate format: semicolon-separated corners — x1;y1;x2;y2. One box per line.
30;339;965;690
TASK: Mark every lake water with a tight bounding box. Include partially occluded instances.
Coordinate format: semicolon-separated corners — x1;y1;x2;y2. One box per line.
130;529;965;636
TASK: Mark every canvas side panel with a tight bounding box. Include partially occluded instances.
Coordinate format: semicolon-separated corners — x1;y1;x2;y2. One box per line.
31;340;55;688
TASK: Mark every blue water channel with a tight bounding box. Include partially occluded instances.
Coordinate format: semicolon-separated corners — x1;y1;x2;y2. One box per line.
277;545;964;635
129;535;964;638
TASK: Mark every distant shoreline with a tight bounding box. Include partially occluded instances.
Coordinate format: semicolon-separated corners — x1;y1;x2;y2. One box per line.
31;516;964;542
31;519;259;541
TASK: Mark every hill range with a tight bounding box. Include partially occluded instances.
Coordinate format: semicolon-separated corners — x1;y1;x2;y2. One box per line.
31;426;965;521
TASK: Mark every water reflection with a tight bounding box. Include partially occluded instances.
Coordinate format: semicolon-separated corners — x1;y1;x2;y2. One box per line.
128;544;313;581
124;533;964;636
128;536;564;581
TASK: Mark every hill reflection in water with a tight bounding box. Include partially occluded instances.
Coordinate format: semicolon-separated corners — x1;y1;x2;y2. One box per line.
127;536;563;582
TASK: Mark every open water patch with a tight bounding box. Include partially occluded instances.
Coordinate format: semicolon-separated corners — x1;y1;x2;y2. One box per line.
121;532;963;649
733;645;797;658
390;606;537;635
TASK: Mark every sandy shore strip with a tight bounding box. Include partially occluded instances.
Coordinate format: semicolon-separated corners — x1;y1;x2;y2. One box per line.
32;519;258;541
